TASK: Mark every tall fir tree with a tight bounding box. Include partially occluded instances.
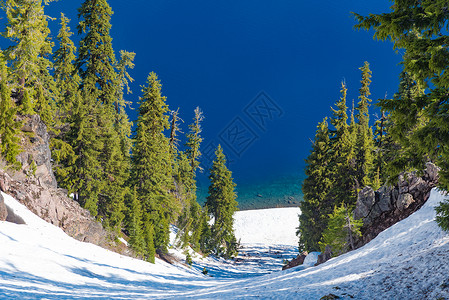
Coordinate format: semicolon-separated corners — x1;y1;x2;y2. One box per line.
132;72;174;258
354;1;449;231
205;145;238;258
176;107;206;251
298;118;333;252
378;72;426;183
354;62;375;189
127;187;145;256
75;0;129;229
186;107;204;173
1;0;57;125
0;51;21;168
328;82;357;206
51;13;79;190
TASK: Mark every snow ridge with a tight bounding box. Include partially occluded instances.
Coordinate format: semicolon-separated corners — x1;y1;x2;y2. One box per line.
1;189;448;299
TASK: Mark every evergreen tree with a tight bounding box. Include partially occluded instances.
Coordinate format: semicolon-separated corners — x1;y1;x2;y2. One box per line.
132;72;174;258
0;51;21;168
175;107;206;252
143;211;156;263
51;13;79;190
75;0;129;229
2;0;57;124
354;1;449;231
319;203;363;256
354;62;375;189
205;145;238;258
298;118;333;252
328;82;357;206
186;107;204;173
378;72;426;183
127;187;145;256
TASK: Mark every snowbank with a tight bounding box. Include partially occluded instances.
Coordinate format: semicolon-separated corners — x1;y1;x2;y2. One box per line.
1;189;448;299
234;207;300;246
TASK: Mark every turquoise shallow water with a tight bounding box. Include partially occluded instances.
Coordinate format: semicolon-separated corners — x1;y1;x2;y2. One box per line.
196;171;304;211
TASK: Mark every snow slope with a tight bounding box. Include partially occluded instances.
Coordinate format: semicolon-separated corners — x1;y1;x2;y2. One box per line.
1;190;449;299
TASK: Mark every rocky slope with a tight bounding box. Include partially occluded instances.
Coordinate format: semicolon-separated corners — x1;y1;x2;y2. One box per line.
0;115;129;255
354;162;439;248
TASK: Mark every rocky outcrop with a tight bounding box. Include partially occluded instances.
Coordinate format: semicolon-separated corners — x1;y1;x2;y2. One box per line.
0;115;130;255
0;193;7;221
315;245;332;266
353;162;439;248
282;252;307;270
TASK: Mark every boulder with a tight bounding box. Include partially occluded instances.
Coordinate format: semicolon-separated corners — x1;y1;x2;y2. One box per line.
353;187;375;221
315;245;332;266
0;193;7;221
282;252;307;270
396;193;414;211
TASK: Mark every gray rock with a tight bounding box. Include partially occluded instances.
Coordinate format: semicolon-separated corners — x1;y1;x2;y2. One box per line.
0;193;7;221
0;115;126;255
353;187;375;221
316;245;332;266
354;164;437;249
425;162;440;182
282;252;308;270
396;193;414;211
5;205;25;225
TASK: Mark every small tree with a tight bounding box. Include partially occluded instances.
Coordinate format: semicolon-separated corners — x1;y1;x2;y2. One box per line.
205;145;238;258
0;51;21;168
319;203;363;256
436;200;449;232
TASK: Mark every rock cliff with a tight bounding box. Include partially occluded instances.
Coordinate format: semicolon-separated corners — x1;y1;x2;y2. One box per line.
0;115;130;255
353;162;439;248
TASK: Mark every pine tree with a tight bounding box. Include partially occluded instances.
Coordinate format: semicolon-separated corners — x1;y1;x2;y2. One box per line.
328;82;357;206
354;1;449;232
143;211;156;263
51;13;79;190
186;107;204;173
354;62;375;189
127;187;145;255
2;0;57;124
378;72;426;183
0;51;21;168
319;203;363;256
132;72;174;258
75;0;129;229
298;118;333;252
205;145;238;258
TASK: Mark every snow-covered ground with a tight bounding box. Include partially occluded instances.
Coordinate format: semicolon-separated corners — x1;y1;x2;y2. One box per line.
1;190;449;299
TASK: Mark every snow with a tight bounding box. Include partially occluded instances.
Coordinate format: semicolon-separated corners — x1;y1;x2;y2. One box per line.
1;189;449;299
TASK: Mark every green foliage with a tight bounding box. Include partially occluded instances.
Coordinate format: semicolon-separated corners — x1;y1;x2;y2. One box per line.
378;72;427;184
354;2;449;231
143;212;156;263
185;252;193;266
319;203;362;256
186;107;204;173
51;13;79;191
132;72;174;259
205;145;239;258
127;187;146;255
298;118;332;252
0;51;21;168
436;200;449;232
354;62;375;189
328;82;357;206
1;0;57;126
